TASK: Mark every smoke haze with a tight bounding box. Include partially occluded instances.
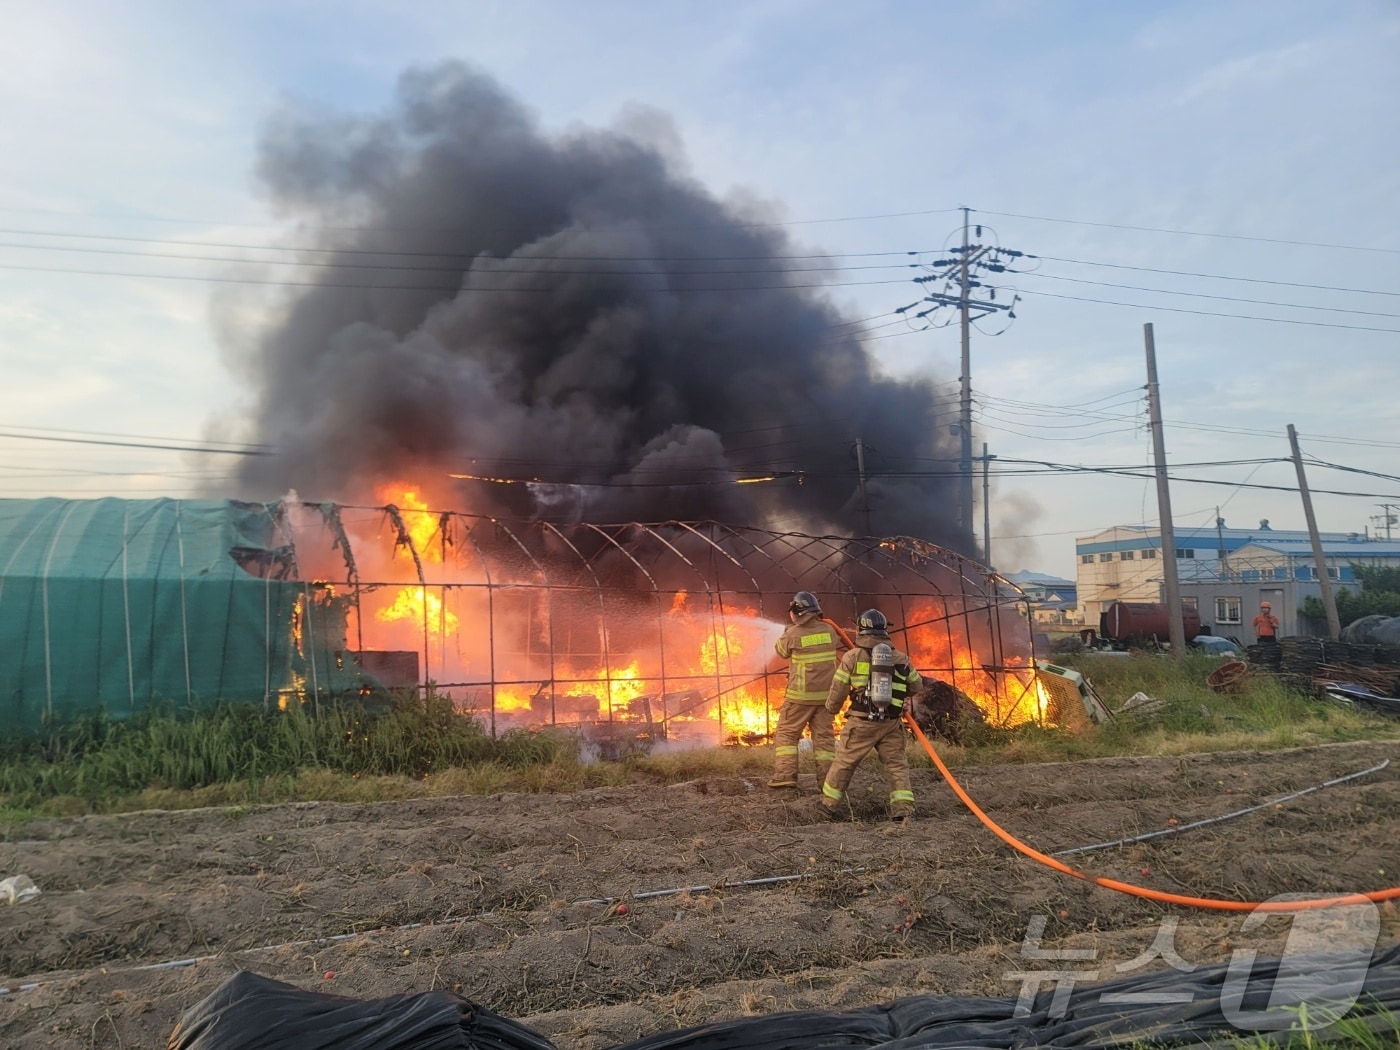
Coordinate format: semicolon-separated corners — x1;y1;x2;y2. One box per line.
214;62;971;550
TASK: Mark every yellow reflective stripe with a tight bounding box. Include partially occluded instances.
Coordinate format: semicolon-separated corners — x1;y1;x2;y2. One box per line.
890;789;915;802
775;745;799;756
822;782;844;801
786;691;829;702
790;651;833;662
814;750;836;762
833;669;852;684
799;632;833;647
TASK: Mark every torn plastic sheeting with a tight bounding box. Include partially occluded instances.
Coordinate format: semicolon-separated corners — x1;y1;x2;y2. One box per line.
166;971;557;1050
170;947;1400;1050
0;874;41;905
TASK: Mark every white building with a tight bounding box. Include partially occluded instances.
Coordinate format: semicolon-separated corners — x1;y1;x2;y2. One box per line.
1074;520;1368;626
1179;538;1400;638
1004;570;1080;625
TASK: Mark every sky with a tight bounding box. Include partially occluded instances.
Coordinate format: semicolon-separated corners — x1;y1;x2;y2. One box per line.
1;0;1397;580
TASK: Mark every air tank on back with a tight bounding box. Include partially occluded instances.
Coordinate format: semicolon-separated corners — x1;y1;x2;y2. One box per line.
1098;601;1202;645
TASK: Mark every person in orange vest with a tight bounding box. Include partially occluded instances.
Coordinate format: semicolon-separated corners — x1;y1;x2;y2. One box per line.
768;592;845;789
1252;600;1280;645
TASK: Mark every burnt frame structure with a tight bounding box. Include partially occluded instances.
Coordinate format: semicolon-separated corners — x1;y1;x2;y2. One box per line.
281;504;1040;738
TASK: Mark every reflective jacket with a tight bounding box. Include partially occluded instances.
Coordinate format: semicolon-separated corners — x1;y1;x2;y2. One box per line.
775;612;844;703
825;633;921;716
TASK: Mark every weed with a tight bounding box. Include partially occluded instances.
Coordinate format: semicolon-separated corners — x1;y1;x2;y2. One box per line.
0;658;1394;821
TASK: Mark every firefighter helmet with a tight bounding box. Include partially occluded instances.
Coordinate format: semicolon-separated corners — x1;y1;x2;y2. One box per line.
789;591;821;616
857;608;888;635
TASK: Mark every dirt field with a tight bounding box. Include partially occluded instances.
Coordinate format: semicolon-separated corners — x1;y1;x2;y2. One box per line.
2;738;1398;1049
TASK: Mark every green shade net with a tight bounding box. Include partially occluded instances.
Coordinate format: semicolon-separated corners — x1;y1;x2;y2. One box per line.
0;498;374;733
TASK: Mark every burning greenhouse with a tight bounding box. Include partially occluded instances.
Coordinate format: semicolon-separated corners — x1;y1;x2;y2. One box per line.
0;494;1044;741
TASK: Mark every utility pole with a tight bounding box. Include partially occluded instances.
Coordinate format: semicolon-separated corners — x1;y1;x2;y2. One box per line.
980;441;997;567
1216;507;1228;576
1144;324;1186;659
958;207;974;538
903;209;1023;539
1288;424;1341;640
854;437;873;536
1373;503;1397;542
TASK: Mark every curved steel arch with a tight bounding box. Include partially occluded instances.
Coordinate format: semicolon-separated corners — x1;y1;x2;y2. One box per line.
299;506;1038;740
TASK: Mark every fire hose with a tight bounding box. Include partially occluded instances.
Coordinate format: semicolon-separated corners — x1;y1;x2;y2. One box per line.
903;710;1400;912
825;615;1400;910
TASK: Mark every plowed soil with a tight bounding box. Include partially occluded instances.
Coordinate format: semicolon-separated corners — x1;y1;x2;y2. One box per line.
2;738;1398;1049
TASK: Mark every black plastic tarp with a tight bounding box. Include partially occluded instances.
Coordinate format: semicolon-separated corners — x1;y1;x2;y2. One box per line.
169;945;1400;1050
166;971;558;1050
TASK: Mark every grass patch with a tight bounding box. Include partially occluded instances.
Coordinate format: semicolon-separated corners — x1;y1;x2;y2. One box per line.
913;653;1397;770
1;657;1395;826
1227;1004;1400;1049
0;689;573;819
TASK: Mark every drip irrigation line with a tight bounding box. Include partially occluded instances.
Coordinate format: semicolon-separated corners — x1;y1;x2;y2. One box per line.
570;867;865;907
0;867;862;998
1052;759;1390;857
904;712;1400;912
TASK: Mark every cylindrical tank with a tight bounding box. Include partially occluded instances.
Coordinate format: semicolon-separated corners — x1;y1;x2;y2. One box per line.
1099;601;1202;643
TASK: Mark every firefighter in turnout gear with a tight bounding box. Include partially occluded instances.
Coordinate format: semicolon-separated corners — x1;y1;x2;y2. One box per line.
818;608;921;821
768;592;845;789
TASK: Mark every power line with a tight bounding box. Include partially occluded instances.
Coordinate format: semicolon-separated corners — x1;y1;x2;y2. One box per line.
0;205;966;236
0;225;924;260
1304;458;1400;486
1037;255;1400;298
977;209;1400;255
0;237;929;276
1014;287;1400;333
0;421;276;450
1019;271;1400;320
0;260;921;294
0;429;271;456
981;386;1145;411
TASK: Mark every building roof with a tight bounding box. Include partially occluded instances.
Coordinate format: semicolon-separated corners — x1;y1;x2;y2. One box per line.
1235;539;1400;558
1076;522;1355;555
1005;570;1075;588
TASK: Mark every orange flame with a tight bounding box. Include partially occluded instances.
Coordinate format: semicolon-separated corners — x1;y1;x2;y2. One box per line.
375;585;459;639
346;485;1039;741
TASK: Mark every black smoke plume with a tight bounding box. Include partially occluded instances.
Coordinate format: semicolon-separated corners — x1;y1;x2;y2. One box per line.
216;62;970;550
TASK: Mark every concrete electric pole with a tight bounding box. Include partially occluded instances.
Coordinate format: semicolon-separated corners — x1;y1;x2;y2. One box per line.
1288;424;1341;640
854;436;873;536
1144;323;1187;660
979;441;997;567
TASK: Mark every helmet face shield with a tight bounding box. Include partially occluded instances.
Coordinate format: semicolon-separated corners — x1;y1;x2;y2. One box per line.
789;590;821;616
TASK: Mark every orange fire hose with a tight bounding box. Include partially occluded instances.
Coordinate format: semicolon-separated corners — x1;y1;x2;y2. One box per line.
903;711;1400;912
819;615;1396;909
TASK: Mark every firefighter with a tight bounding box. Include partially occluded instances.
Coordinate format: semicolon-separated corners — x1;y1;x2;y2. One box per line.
768;591;844;789
817;608;922;822
1252;600;1280;646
